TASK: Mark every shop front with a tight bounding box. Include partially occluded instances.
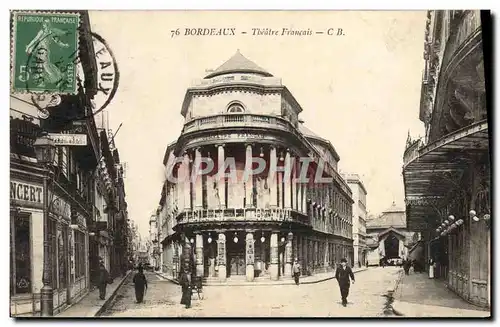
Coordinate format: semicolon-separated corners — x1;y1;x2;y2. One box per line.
10;173;45;316
68;208;90;304
48;192;71;314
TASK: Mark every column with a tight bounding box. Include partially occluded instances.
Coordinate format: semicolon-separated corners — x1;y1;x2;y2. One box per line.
277;168;283;208
292;156;298;210
285;232;293;277
217;233;226;281
314;241;318;270
284;150;292;208
217;145;226;209
293;233;298;263
173;243;179;279
195;233;204;277
245;144;254;208
245;232;255;282
269;146;278;207
298;236;303;267
183;153;191;210
194;148;203;209
302;185;307;215
302;237;309;271
269;232;279;280
324;240;329;269
296;179;301;212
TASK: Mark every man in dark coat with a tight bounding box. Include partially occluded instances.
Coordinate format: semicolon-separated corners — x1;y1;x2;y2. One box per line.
98;262;111;300
335;258;355;307
178;243;195;309
133;265;148;303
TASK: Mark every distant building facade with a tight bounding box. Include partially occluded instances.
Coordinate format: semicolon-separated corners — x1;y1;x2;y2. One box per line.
343;173;368;267
403;10;490;308
365;203;415;266
148;214;159;269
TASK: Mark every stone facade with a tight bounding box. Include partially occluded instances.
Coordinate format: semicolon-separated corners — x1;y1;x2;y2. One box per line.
158;51;355;282
343;173;368;268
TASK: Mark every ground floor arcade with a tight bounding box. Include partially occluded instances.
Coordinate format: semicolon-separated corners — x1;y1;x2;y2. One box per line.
162;228;353;282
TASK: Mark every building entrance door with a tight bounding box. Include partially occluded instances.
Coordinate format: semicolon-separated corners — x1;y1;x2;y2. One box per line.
227;240;245;276
229;256;245;276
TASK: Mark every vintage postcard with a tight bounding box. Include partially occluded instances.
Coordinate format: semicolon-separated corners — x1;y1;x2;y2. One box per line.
9;10;491;318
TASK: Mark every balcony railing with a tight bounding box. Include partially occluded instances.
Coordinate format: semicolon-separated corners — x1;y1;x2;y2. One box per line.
176;207;310;226
182;113;293;134
181;113;350;194
403;139;423;167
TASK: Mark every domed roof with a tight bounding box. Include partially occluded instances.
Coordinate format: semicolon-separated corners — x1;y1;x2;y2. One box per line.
204;50;273;79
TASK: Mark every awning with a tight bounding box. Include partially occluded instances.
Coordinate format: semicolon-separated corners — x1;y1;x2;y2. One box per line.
402;120;489;231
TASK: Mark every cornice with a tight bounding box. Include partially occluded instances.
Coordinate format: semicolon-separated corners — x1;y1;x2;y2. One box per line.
181;83;284;117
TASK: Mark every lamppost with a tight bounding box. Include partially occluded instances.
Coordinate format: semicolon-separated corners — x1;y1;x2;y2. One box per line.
34;135;57;317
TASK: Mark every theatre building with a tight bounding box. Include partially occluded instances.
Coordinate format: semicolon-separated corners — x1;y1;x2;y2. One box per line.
159;51;354;282
403;11;490;308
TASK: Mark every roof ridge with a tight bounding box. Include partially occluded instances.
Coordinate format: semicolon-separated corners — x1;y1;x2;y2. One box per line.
204;51;273;79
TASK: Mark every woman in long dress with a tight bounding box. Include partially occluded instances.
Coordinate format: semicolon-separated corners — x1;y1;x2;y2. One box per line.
429;259;435;279
133;265;148;303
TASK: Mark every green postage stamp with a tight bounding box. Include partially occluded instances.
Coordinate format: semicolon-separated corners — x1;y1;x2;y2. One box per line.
11;11;80;94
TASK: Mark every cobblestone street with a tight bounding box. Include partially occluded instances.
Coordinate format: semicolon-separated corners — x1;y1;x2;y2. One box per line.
103;267;400;317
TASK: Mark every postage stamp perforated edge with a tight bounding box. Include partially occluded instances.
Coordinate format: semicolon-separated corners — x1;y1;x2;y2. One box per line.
10;10;82;95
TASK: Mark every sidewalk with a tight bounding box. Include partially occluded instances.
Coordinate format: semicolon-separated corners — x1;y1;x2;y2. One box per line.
156;266;368;286
56;271;132;317
392;272;490;318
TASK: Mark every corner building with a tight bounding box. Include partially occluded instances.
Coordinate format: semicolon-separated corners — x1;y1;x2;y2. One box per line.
160;51;354;282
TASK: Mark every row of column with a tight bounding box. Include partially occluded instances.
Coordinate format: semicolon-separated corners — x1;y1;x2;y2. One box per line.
182;231;353;282
172;144;354;239
174;145;310;212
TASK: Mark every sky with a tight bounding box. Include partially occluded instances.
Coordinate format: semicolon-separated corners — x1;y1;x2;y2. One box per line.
89;11;427;239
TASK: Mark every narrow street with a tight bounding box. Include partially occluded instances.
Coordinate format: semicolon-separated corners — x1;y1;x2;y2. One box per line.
103;267;400;317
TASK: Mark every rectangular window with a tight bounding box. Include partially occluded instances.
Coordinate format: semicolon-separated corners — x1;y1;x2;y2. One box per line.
58;227;68;289
74;231;85;278
11;213;32;295
48;218;57;289
59;147;69;177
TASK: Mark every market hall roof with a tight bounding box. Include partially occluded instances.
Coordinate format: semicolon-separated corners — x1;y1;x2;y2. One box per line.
204;50;274;79
366;202;407;229
402;120;489;232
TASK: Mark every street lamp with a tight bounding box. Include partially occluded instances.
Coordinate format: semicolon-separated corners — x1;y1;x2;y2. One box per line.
34;135;57;317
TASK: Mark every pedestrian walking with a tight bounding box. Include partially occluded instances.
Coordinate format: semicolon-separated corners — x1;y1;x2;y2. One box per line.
98;262;112;300
335;258;355;307
292;258;301;285
133;265;148;303
403;259;411;275
429;259;435;279
179;261;192;309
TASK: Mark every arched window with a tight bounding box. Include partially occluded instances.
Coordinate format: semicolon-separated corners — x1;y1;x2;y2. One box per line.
227;103;245;113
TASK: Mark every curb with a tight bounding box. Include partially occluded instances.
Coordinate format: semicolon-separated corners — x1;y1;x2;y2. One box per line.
94;271;133;317
388;269;404;316
156;268;368;287
391;301;404;316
